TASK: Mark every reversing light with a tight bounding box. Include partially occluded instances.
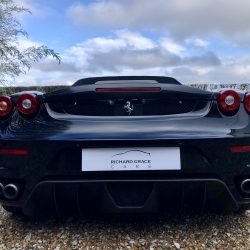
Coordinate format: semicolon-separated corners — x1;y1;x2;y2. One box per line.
217;90;240;112
16;93;40;115
0;96;13;118
96;87;161;92
244;93;250;114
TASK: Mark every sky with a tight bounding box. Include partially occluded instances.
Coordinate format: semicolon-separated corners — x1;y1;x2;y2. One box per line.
12;0;250;86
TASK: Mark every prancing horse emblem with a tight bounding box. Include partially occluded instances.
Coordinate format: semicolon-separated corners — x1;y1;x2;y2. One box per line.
124;101;134;115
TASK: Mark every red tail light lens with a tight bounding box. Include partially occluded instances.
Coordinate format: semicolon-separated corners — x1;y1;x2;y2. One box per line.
16;93;40;115
0;96;13;118
217;90;240;112
244;93;250;114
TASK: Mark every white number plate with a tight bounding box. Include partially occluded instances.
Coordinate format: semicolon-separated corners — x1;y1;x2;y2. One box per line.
82;147;180;171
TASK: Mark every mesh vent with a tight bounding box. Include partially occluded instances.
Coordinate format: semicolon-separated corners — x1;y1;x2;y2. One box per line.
56;100;196;116
143;100;195;115
62;101;114;116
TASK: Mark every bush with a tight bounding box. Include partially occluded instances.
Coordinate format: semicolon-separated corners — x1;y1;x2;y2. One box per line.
188;83;250;92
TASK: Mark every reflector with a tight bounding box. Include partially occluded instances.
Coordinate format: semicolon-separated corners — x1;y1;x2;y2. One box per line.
231;146;250;152
17;93;40;115
0;96;13;117
0;149;28;155
217;90;240;112
96;87;161;92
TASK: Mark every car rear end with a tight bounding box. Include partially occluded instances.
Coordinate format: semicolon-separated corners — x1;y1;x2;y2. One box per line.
1;76;250;217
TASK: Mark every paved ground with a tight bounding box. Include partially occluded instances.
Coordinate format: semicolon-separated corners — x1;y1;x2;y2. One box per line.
0;206;249;250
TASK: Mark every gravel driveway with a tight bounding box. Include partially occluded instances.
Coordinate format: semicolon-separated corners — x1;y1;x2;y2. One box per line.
0;206;249;250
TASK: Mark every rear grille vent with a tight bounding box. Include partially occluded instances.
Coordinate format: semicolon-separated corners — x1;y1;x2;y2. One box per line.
143;100;195;116
53;100;196;116
62;101;113;116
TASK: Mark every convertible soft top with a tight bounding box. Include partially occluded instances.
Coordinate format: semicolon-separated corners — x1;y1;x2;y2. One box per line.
73;76;182;86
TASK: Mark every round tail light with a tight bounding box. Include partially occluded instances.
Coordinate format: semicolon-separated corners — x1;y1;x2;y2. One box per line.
244;93;250;114
16;93;40;115
217;90;240;112
0;96;13;118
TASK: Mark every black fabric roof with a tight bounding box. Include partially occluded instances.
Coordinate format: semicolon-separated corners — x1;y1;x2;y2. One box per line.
73;76;181;86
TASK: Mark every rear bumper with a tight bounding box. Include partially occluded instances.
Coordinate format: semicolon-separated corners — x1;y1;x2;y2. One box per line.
1;137;250;216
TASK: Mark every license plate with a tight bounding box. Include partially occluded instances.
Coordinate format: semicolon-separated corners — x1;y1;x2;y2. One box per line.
82;147;180;171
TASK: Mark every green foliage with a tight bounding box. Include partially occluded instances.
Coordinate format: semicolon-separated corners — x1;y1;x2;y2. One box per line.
0;0;61;86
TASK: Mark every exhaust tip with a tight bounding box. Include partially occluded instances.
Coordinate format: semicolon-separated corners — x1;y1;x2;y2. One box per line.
3;184;19;200
0;183;4;196
241;179;250;194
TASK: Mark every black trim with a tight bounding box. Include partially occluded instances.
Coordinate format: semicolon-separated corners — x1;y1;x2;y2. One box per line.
73;76;181;86
22;178;238;217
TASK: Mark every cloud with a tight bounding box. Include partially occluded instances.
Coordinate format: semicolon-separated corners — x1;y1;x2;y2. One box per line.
67;2;126;27
66;30;220;73
185;39;209;47
15;73;78;86
183;52;221;67
31;60;79;73
12;30;250;86
76;30;156;53
15;30;219;85
15;0;56;20
159;38;186;56
17;37;42;50
66;0;250;46
114;30;156;50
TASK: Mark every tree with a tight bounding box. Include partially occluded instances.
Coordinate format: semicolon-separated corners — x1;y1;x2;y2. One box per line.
0;0;61;87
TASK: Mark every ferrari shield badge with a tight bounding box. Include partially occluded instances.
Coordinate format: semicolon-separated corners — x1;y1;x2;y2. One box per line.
124;101;134;115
